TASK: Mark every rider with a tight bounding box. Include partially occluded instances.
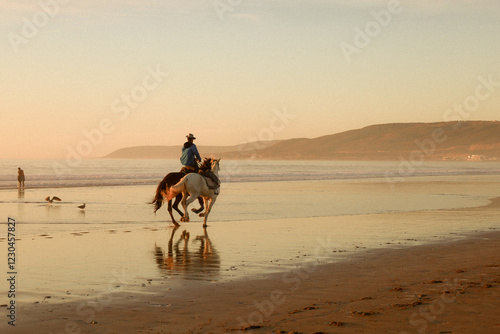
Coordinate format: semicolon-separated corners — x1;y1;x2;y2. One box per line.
180;133;201;173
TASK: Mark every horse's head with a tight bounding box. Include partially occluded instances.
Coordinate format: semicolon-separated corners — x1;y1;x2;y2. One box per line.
211;158;220;174
199;158;220;173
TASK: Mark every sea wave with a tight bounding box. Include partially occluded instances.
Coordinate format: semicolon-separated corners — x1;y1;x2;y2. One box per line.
1;159;500;189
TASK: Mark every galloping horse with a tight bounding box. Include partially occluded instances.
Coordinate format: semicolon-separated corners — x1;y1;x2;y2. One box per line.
167;158;221;227
151;168;206;226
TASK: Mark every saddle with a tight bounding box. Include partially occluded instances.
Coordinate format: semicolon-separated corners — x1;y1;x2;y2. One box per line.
180;166;198;174
198;170;221;195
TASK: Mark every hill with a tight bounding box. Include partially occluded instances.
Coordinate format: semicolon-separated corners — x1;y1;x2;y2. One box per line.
231;121;500;160
103;121;500;161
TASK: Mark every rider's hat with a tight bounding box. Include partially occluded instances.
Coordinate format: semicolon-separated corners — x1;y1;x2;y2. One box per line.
186;133;196;140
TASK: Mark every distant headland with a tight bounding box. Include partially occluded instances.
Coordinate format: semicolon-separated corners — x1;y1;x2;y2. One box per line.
103;121;500;161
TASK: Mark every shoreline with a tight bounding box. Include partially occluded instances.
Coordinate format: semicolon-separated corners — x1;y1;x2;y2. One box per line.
5;230;499;333
1;159;500;192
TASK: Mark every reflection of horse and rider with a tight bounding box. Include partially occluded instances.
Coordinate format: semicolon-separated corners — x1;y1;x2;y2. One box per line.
154;226;220;278
151;134;221;227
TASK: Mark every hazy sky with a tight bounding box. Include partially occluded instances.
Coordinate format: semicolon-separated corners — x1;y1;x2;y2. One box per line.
1;0;499;159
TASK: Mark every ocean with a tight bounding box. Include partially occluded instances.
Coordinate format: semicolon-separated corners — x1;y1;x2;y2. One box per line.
1;159;500;189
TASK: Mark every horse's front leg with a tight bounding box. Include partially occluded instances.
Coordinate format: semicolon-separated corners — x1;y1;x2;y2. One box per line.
199;197;209;217
191;197;205;214
201;196;217;227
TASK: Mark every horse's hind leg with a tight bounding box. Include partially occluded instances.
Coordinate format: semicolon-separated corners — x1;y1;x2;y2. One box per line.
173;194;184;217
191;197;205;214
180;191;199;222
167;200;179;226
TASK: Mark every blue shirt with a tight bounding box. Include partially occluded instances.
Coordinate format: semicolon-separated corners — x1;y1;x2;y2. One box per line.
180;143;201;167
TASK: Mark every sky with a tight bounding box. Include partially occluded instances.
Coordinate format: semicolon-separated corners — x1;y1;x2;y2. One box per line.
1;0;499;159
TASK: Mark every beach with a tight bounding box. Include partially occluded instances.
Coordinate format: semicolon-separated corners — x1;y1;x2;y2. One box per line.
3;0;500;332
1;161;500;333
2;222;499;333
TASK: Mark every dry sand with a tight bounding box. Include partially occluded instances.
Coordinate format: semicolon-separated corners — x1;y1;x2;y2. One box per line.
5;232;499;333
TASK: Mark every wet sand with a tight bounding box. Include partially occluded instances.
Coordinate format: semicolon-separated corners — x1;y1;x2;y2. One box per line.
3;231;499;334
1;176;500;333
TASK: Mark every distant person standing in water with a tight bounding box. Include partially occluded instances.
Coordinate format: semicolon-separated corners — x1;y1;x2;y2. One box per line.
17;167;25;188
180;133;201;173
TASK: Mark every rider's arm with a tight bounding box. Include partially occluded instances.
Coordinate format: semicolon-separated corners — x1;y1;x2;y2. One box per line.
192;145;201;162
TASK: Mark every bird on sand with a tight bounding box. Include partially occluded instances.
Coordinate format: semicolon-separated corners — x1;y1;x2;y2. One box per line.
45;196;62;203
78;203;86;209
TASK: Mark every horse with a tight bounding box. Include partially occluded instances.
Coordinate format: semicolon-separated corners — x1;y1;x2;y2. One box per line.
167;158;221;227
151;168;207;226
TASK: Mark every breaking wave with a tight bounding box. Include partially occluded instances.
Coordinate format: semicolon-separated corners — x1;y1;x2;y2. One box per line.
1;159;500;189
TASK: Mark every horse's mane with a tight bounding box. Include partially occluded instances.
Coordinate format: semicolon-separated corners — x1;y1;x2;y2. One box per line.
199;158;213;172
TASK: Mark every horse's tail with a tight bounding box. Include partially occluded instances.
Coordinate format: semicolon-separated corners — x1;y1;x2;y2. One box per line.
167;176;188;201
151;176;169;213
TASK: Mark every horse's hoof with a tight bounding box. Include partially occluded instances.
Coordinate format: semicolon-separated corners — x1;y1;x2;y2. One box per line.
199;213;205;217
